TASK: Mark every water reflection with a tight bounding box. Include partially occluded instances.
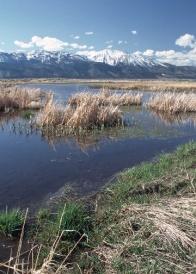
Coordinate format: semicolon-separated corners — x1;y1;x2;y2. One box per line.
0;108;195;152
151;110;196;127
0;85;196;211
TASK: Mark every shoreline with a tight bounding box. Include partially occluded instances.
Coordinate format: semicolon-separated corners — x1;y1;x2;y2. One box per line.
1;79;196;95
0;141;195;273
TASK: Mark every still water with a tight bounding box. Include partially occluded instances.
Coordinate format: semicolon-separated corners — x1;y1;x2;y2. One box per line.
0;84;195;210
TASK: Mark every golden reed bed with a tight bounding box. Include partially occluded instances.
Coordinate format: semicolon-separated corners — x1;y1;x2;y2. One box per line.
147;92;196;113
36;94;122;130
68;90;142;106
36;90;143;130
0;86;48;112
89;80;196;92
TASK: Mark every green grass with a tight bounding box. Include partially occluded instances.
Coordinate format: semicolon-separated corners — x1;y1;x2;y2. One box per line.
57;202;91;236
101;141;196;210
36;208;50;223
33;202;92;264
0;209;24;236
21;110;34;119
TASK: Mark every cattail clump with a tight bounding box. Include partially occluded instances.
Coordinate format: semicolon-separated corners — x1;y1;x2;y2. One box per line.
36;93;123;130
147;92;196;113
0;86;49;112
68;90;142;107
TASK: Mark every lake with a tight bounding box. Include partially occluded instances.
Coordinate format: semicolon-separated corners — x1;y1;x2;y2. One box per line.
0;83;196;210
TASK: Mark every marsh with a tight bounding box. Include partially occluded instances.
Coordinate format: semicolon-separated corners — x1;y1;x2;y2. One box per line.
0;83;195;210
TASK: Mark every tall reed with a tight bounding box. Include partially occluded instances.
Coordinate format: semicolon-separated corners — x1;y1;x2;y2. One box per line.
68;89;142;106
147;92;196;113
36;94;123;130
0;86;49;112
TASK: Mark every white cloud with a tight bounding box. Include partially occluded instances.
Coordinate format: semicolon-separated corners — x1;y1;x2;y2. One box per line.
14;36;66;51
143;49;154;57
105;40;113;44
131;30;137;35
175;33;195;48
88;46;94;50
107;45;113;49
155;50;176;58
14;36;89;51
118;40;128;45
138;47;196;66
69;43;87;50
70;34;80;39
73;35;80;40
155;49;196;66
133;33;196;66
31;36;66;51
133;50;142;55
14;40;33;49
0;42;5;46
84;31;94;35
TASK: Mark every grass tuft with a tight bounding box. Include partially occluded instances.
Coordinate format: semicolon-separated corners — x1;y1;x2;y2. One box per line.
0;209;24;237
36;93;123;130
147;92;196;113
68;89;142;106
0;85;49;113
57;202;91;236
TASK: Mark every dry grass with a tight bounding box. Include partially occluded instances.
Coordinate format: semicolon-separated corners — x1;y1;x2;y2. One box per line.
1;79;196;92
68;90;142;106
147;92;196;113
92;196;196;274
90;80;196;92
0;86;49;112
36;93;123;130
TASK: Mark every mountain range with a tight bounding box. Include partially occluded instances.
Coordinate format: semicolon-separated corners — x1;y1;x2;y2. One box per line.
0;49;196;79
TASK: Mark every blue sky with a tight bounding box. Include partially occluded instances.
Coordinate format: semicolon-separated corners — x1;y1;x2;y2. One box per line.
0;0;196;65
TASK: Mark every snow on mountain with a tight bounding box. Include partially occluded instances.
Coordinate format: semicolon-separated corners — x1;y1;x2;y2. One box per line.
76;49;167;67
25;50;88;64
0;49;195;79
0;49;167;68
76;49;125;65
0;50;88;64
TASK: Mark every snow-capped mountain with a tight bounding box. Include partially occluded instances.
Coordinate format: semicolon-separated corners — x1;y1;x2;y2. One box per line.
26;50;88;63
76;49;125;65
0;50;87;64
0;49;166;67
0;50;195;79
76;49;167;67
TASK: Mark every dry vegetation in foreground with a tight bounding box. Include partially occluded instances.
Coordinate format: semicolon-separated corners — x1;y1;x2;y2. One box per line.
82;142;196;274
89;80;196;92
147;92;196;113
0;85;49;112
68;90;142;106
36;93;124;130
92;196;196;274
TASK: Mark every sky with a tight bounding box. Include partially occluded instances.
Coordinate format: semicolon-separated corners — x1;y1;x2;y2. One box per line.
0;0;196;65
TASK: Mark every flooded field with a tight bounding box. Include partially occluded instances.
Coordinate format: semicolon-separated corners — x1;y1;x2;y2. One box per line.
0;84;196;210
